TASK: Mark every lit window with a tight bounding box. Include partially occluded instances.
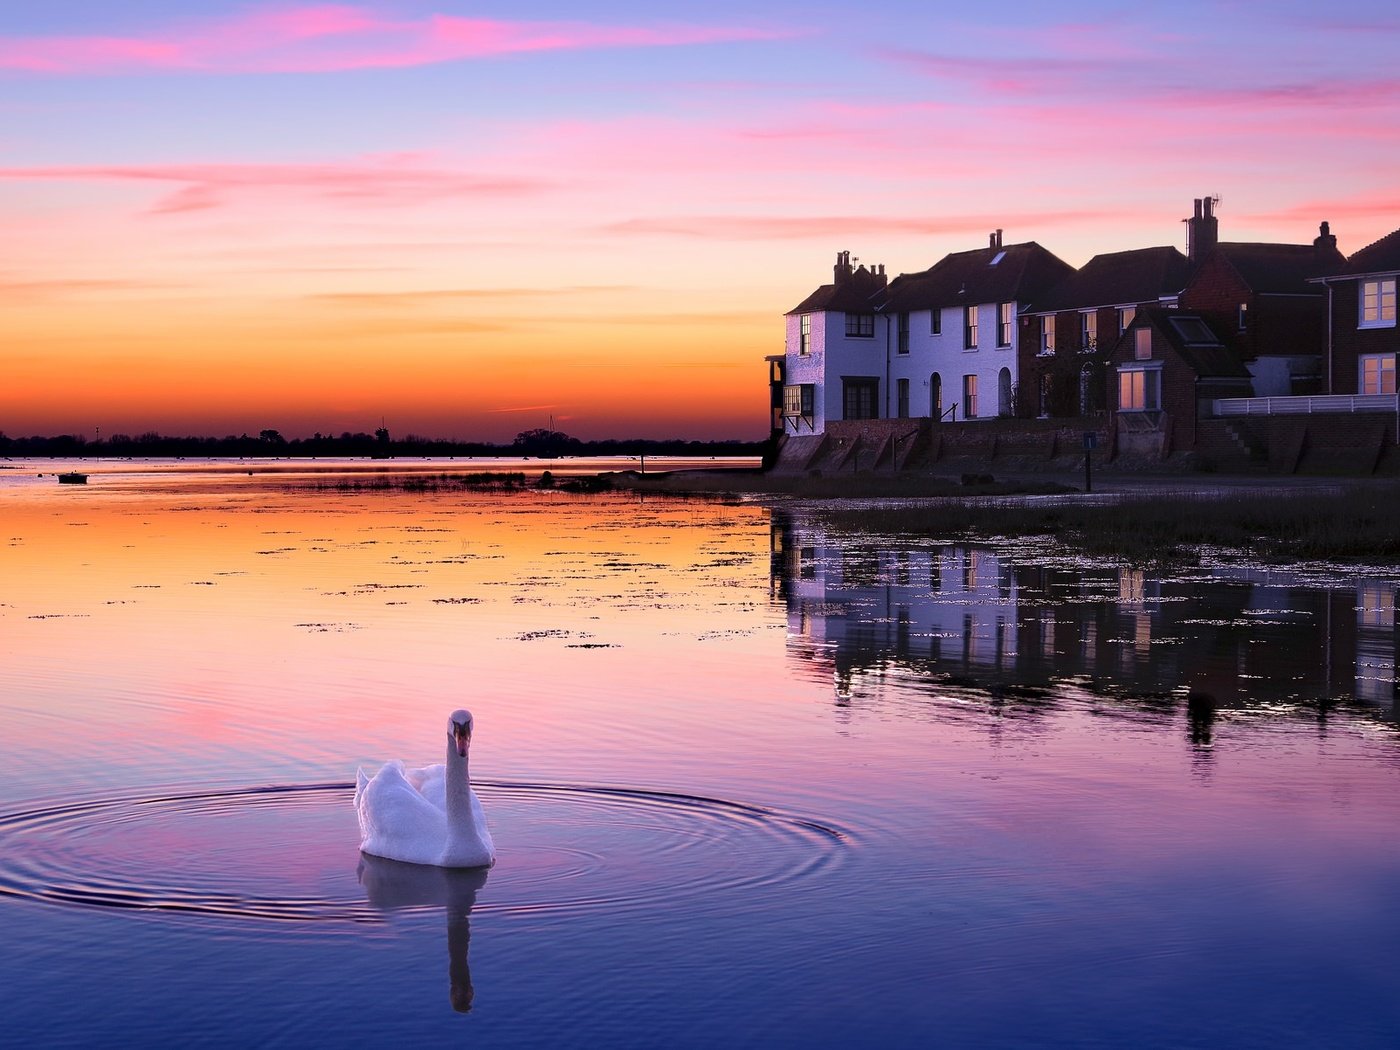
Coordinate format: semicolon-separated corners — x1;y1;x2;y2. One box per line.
1361;278;1397;328
963;374;978;418
1118;306;1135;334
1237;302;1248;332
897;312;910;354
844;313;874;338
930;309;941;335
1041;317;1056;355
1118;367;1160;411
799;314;811;355
1360;354;1397;395
1134;327;1152;360
1080;310;1097;350
964;306;978;349
783;384;815;419
997;302;1013;347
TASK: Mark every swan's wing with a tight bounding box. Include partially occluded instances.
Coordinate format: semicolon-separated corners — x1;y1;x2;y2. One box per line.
354;766;370;809
404;763;448;814
355;760;447;866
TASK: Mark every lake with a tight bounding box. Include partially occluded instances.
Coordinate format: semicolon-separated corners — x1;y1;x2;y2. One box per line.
3;461;1399;1047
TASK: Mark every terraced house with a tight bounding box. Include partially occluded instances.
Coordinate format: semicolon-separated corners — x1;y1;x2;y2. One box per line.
772;197;1399;473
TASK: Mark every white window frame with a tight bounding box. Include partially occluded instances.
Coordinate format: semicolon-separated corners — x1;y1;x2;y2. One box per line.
1118;306;1135;335
799;314;811;355
963;373;979;418
1040;316;1056;356
1360;353;1397;395
1360;278;1397;328
930;308;941;335
964;306;978;350
997;302;1013;348
1117;365;1161;412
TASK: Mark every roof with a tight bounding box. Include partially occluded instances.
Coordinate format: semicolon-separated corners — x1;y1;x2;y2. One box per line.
1132;307;1249;377
1029;246;1189;313
786;265;886;315
1209;242;1344;294
1340;227;1400;277
875;241;1074;313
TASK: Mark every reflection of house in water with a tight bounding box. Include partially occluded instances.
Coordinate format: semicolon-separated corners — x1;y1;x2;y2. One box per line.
770;511;1399;720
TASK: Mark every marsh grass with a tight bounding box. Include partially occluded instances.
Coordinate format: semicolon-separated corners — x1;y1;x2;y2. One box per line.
315;472;530;493
817;484;1400;563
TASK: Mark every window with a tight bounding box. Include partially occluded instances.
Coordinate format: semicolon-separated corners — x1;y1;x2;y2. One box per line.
1040;317;1056;355
1118;306;1135;335
1118;367;1160;411
1361;354;1397;395
964;306;978;349
1237;302;1248;332
799;314;811;355
930;308;941;335
1080;310;1097;351
844;313;874;338
782;384;815;419
1361;278;1397;327
897;378;910;418
997;302;1013;347
897;312;910;354
963;373;979;418
1134;327;1152;360
842;377;879;420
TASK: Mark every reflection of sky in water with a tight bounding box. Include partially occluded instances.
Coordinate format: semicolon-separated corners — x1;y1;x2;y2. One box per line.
3;470;1400;1046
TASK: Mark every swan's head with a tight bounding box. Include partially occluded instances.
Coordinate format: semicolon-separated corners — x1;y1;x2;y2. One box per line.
449;709;474;757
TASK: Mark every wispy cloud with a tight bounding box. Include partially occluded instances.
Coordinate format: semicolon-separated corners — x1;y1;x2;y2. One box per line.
0;159;551;213
0;5;789;75
307;285;633;305
606;210;1116;240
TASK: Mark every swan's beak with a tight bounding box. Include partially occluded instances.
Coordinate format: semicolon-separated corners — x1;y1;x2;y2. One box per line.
452;720;471;757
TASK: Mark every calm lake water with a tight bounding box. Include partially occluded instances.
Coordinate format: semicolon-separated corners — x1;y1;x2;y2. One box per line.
3;460;1399;1047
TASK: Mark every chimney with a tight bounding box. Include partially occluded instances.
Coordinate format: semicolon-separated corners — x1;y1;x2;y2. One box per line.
875;263;887;288
989;229;1003;250
1186;196;1218;263
833;250;853;285
1314;220;1337;255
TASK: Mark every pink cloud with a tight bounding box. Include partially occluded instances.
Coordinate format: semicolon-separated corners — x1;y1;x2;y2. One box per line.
0;5;789;75
605;210;1120;241
0;160;552;213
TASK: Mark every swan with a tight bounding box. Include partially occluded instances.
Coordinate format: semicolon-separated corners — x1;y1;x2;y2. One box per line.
354;709;496;868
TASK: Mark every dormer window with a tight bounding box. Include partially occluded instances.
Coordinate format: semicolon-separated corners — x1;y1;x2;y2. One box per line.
1361;278;1397;328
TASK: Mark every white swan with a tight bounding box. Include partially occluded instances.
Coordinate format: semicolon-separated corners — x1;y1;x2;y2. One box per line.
354;709;496;868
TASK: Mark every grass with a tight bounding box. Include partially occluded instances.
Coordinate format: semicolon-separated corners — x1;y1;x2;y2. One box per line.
815;483;1400;563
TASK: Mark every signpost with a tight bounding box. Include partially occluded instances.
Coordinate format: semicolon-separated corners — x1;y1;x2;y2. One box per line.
1082;432;1097;493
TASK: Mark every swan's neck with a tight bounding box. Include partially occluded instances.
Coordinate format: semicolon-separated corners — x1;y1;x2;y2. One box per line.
445;741;475;825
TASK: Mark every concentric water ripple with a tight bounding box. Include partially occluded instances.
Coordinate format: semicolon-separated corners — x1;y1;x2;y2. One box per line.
0;781;851;929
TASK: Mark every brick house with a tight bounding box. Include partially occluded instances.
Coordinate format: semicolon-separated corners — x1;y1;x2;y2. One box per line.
1178;202;1344;397
1314;228;1400;395
1024;245;1190;419
1110;307;1251;455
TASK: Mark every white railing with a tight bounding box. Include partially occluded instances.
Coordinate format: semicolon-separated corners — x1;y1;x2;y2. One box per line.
1213;393;1400;417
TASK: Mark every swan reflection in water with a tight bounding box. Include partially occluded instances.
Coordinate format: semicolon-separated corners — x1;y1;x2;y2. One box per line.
357;853;490;1012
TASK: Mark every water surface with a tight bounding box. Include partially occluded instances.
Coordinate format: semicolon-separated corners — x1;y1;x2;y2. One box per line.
2;464;1398;1047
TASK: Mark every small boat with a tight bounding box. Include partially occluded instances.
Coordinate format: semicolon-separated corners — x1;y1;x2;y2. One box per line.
57;472;89;484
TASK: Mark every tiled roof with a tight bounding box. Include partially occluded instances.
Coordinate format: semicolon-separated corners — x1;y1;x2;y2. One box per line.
786;266;886;315
1029;246;1189;313
1133;307;1248;377
875;241;1074;313
1212;242;1344;294
1340;227;1400;276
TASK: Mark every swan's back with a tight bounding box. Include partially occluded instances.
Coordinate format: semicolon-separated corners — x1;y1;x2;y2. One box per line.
355;760;449;867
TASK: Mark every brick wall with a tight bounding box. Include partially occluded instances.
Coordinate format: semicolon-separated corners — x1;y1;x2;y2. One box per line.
1329;278;1400;393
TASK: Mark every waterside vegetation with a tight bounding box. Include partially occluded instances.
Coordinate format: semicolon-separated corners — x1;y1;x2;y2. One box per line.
813;483;1400;564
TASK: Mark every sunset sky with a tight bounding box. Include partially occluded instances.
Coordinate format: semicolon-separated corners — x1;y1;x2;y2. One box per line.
4;1;1399;442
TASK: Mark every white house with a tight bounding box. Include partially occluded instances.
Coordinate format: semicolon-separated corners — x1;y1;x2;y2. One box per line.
782;234;1073;434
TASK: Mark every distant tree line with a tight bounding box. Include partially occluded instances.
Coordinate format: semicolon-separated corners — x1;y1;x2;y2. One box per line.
0;428;766;459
